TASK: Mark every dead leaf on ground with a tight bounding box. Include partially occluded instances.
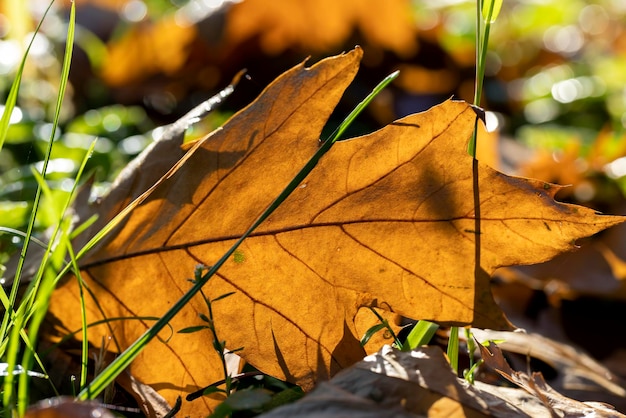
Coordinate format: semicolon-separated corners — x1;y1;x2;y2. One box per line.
261;345;622;417
45;48;624;415
471;329;626;406
478;341;625;417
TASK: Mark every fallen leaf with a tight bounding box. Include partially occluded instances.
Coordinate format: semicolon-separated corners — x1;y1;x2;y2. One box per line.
598;239;626;282
500;129;626;303
1;73;241;291
471;329;626;400
224;0;418;57
46;48;624;415
101;18;198;87
260;345;614;418
48;48;365;416
497;220;626;303
72;71;243;249
98;0;418;88
478;341;625;417
116;372;173;418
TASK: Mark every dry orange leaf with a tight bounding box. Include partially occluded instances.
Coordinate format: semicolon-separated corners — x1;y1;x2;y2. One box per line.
101;18;197;87
46;48;624;415
98;0;417;89
224;0;417;56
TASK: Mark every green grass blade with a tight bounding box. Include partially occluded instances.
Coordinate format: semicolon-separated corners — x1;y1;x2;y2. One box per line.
363;307;402;348
64;238;89;389
0;0;55;153
18;1;76;318
0;0;56;350
0;228;49;252
2;0;75;336
78;70;399;401
403;320;439;351
447;327;459;375
360;323;387;347
55;140;98;390
2;2;76;413
482;0;503;23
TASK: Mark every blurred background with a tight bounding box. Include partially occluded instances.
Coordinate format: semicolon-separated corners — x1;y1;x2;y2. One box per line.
2;0;626;408
3;0;626;205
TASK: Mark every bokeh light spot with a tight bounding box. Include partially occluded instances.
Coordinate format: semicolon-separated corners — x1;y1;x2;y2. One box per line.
579;4;609;35
122;0;148;23
0;105;23;124
543;25;584;55
119;135;150;155
0;40;21;74
102;113;122;132
552;78;583;103
524;98;559;124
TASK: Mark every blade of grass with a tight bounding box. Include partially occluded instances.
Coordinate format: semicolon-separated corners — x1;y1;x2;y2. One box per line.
65;243;89;389
0;228;49;252
2;0;75;334
461;0;500;383
447;326;459;375
0;0;56;347
468;0;498;158
25;139;97;397
360;323;388;347
78;70;400;400
403;320;439;351
361;307;402;349
3;2;76;413
0;0;55;153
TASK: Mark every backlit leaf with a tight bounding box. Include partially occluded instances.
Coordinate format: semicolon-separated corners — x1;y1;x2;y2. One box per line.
46;48;624;416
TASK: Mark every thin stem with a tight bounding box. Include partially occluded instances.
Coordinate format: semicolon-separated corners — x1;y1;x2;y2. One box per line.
474;0;484;108
468;0;494;159
461;0;496;382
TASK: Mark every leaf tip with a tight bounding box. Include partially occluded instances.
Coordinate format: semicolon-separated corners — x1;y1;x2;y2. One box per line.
345;45;364;61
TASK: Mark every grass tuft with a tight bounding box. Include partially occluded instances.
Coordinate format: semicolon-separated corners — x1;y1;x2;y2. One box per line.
0;2;80;415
